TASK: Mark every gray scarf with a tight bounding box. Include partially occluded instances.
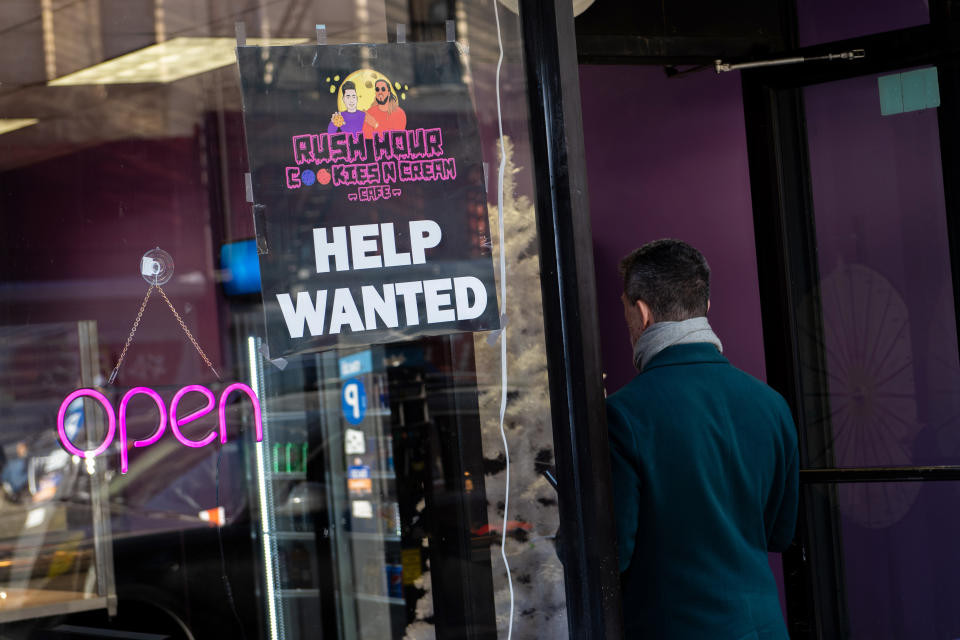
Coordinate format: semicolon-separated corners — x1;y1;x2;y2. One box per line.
633;317;722;372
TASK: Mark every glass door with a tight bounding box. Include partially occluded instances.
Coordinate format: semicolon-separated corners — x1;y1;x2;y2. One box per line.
743;27;960;640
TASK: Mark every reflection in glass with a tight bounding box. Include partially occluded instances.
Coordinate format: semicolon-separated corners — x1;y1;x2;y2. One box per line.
801;69;960;470
0;1;567;638
0;323;113;622
807;481;960;638
796;0;929;48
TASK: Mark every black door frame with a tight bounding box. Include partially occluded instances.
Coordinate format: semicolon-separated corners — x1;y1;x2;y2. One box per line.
515;0;625;638
743;16;960;639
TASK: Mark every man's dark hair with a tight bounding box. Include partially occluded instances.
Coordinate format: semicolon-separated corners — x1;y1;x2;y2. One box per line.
619;239;710;321
341;80;356;94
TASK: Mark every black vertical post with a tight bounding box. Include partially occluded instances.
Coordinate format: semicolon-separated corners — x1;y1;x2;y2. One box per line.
517;0;623;638
741;72;849;640
932;2;960;378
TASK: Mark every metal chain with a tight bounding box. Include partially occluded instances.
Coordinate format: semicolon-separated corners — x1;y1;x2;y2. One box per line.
157;286;221;380
108;285;155;385
107;284;221;385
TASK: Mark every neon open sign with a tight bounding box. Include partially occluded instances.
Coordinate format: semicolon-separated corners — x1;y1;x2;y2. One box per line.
57;383;263;474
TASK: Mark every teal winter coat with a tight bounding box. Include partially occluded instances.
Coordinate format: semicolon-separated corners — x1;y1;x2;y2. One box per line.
607;343;798;640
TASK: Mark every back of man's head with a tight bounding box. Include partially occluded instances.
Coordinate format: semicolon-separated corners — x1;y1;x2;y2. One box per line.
620;239;710;322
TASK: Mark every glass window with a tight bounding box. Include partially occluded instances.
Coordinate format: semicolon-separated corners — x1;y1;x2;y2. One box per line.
0;2;567;638
800;68;960;470
796;0;929;48
805;482;960;638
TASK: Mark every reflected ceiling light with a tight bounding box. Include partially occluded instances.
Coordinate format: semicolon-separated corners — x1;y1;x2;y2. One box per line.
0;119;38;135
48;37;308;86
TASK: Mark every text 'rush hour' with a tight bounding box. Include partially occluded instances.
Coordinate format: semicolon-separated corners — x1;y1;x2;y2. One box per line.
292;128;445;166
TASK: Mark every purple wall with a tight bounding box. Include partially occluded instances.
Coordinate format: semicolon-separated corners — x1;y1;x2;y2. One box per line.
0;138;225;388
579;64;785;614
579;65;765;391
796;0;929;47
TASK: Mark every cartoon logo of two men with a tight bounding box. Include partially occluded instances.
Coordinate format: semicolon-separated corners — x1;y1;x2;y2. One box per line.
328;78;407;139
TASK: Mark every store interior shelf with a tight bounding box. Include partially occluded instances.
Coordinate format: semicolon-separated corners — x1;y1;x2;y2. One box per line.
278;589;321;598
271;471;306;480
347;532;400;542
264;410;323;422
274;531;314;540
354;593;405;606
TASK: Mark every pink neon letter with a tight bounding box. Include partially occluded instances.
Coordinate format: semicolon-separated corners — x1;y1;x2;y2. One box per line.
57;389;117;461
117;387;167;475
170;385;218;448
219;383;263;443
286;166;301;188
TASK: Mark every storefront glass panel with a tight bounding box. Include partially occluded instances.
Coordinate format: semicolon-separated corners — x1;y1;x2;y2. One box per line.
806;481;960;638
796;0;930;48
800;68;960;471
0;2;566;638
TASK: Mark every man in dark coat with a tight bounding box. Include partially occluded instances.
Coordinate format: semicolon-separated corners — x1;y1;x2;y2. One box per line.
607;239;798;639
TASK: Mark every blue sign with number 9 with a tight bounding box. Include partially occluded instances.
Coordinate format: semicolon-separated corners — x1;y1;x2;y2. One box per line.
341;378;367;425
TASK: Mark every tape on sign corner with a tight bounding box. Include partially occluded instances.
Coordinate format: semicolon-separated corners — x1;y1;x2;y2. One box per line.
244;173;254;203
252;204;269;255
258;343;288;371
485;313;509;346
